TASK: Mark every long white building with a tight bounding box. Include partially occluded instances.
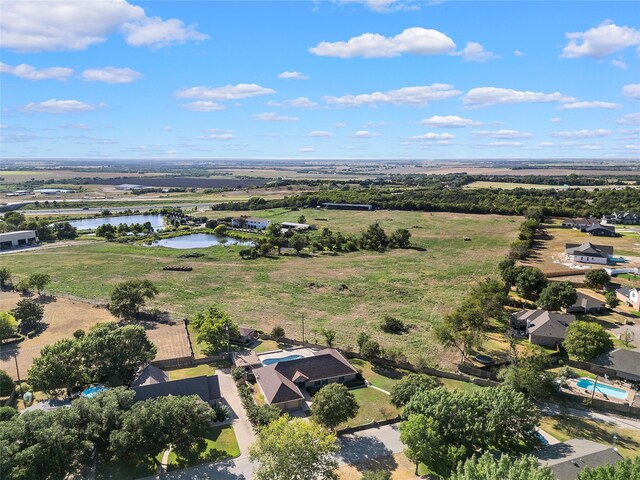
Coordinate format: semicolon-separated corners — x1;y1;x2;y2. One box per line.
0;230;39;250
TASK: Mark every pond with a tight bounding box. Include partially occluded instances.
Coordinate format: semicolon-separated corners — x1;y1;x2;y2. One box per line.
66;214;165;231
149;233;253;249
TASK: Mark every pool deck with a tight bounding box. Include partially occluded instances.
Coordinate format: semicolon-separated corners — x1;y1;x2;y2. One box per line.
256;346;317;365
565;378;637;405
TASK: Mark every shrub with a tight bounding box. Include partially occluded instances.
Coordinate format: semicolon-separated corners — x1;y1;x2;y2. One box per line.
211;402;230;422
362;471;391;480
380;316;408;334
361;340;382;359
0;406;18;421
271;326;285;338
0;370;16;397
73;329;85;339
231;367;245;382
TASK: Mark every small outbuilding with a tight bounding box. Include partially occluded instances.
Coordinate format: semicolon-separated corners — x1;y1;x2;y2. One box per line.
0;230;39;250
565;292;605;314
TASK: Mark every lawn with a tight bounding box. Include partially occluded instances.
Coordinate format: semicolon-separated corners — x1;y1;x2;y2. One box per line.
253;339;281;353
167;363;217;380
338;387;399;430
351;358;484;394
4;209;519;369
165;425;240;470
539;415;640;459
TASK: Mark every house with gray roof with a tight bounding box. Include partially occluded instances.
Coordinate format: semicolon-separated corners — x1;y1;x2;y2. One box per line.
585;223;616;237
253;349;358;411
616;286;639;312
592;348;640;382
131;364;170;387
602;212;640;225
132;375;221;405
535;438;623;480
565;242;614;265
565;292;605;314
510;310;575;348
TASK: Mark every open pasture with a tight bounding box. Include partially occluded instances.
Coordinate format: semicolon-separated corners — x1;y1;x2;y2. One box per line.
3;209;520;368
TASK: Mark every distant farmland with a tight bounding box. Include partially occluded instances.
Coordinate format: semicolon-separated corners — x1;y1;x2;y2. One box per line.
86;176;269;188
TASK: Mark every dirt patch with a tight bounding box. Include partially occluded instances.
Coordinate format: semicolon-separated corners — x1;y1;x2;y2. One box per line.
0;292;191;379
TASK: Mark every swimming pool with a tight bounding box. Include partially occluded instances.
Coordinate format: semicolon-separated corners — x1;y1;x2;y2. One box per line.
81;385;107;398
261;354;304;366
576;378;628;400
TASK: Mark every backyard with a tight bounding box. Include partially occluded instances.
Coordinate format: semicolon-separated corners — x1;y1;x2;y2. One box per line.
3;209;520;368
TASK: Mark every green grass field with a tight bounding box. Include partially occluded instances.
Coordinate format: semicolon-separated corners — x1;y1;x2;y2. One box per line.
4;209;519;367
167;363;217;380
337;387;399;430
165;425;240;470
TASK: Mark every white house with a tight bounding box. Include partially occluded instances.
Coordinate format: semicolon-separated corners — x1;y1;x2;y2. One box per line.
616;287;640;312
0;230;39;250
231;216;270;230
564;242;613;265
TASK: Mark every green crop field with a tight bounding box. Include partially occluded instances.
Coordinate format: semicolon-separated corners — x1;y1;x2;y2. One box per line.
4;209;520;368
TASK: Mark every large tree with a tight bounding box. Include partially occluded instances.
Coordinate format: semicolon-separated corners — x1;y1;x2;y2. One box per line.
311;383;359;429
497;351;555;400
584;269;611;291
70;387;135;455
289;233;309;255
108;279;158;320
389;228;411;248
0;312;18;341
563;321;613;361
109;395;213;468
191;304;239;354
390;373;440;408
0;409;92;480
28;338;86;395
401;387;540;477
515;266;548;300
12;298;44;334
81;323;157;383
360;223;389;252
451;452;554;480
249;415;339;480
0;370;15;397
578;457;640;480
537;281;577;312
28;273;51;296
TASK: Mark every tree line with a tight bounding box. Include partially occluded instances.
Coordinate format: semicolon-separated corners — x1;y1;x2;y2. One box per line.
0;212;77;241
211;185;640;218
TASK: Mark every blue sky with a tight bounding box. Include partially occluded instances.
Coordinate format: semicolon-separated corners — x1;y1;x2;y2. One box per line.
1;0;639;160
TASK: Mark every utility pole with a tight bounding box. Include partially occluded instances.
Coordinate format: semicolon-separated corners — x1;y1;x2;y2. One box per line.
13;353;22;396
301;314;305;343
591;375;599;402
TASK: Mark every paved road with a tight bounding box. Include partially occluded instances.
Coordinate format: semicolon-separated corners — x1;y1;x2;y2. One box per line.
216;370;256;456
141;423;404;480
24;203;218;216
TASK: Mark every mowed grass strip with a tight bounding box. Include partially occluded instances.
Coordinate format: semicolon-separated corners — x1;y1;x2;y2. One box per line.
5;210;519;368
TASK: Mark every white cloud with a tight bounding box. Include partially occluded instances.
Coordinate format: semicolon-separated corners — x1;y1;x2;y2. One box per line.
335;122;347;128
163;126;174;131
176;84;275;101
336;0;419;13
0;0;208;52
266;97;319;108
121;17;208;48
611;59;628;70
459;42;496;62
253;112;300;122
625;144;640;150
353;130;381;138
309;27;456;58
463;87;575;108
488;141;523;147
182;101;225;112
411;132;455;140
325;84;461;107
550;117;562;123
513;50;524;57
421;115;480;127
473;129;533;139
21;99;104;114
277;71;308;80
309;130;333;138
622;84;640;100
557;100;621;110
60;123;91;130
0;62;73;81
197;129;234;141
561;21;640;58
299;147;315;152
82;66;142;84
551;129;612;138
579;145;601;150
616;113;640;125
